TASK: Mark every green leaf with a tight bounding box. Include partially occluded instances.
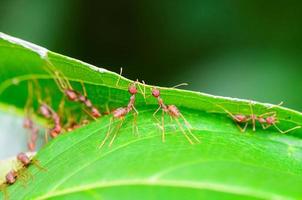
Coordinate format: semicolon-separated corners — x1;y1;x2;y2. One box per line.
0;32;302;200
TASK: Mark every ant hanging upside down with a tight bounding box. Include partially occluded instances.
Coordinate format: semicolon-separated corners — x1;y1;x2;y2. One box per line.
44;61;101;119
151;88;200;144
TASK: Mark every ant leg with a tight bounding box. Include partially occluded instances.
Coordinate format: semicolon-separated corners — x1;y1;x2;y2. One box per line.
105;104;110;114
132;112;139;136
25;81;33;111
153;108;165;141
116;67;123;87
55;71;69;90
249;102;256;132
153;106;161;123
142;80;146;99
82;108;97;121
179;114;200;143
32;79;44;104
174;118;194;144
179;113;192;129
109;118;124;147
132;106;139;136
236;122;248;133
136;80;146;100
58;95;65;117
215;104;241;122
80;81;87;97
273;123;301;134
44;129;49;144
267;102;284;109
43;61;69;91
172;83;189;88
0;184;8;200
31;158;47;171
161;110;166;142
260;123;271;130
99;118;114;149
259;111;277;118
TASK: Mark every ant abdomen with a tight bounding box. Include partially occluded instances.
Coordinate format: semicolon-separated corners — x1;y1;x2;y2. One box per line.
167;105;180;117
64;89;78;101
234;114;247;123
5;171;17;185
17;153;31;166
39;104;52;118
113;107;128;118
23;118;33;129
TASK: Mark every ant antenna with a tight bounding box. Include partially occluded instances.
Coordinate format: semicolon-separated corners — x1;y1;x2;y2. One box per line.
267;101;284;110
172;83;189;88
116;67;123;87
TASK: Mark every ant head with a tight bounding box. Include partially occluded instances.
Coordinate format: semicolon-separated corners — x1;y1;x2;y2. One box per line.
128;84;137;95
152;88;160;98
266;116;276;125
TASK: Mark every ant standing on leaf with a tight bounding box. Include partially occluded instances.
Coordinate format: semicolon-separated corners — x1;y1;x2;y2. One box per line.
44;62;101;119
151;88;200;144
0;153;45;200
16;152;45;172
216;102;301;133
99;68;145;148
99;81;140;148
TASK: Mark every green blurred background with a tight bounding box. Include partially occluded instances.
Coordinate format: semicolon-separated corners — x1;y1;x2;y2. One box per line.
1;0;302;110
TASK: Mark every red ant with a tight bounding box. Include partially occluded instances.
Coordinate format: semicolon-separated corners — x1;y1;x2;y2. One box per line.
30;80;63;138
151;88;200;144
23;82;40;151
16;152;45;171
0;153;40;199
44;63;101;118
216;102;301;133
39;103;62;138
0;170;18;200
99;82;140;148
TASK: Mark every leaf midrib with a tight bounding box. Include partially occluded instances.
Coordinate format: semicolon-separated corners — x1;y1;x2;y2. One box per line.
36;179;291;200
